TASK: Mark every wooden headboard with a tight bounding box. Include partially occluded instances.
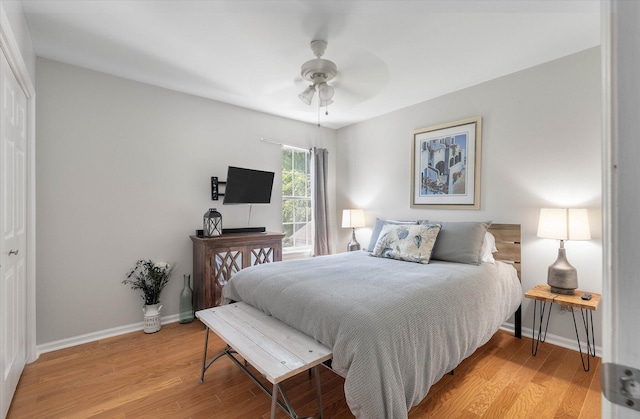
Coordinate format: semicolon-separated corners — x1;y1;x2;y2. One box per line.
488;223;522;338
488;224;521;281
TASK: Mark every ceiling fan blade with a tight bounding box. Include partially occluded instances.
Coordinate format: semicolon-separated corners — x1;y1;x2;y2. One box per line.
250;68;308;97
330;49;390;102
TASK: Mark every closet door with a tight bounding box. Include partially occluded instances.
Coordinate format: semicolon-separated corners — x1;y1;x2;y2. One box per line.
0;46;27;418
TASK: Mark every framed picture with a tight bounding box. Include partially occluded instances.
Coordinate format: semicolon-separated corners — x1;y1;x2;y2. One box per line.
411;117;482;209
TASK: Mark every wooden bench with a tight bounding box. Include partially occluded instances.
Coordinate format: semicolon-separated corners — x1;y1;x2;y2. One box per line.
196;302;333;419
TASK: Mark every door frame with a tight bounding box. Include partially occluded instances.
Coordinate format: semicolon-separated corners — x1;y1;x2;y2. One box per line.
602;0;640;417
0;6;37;364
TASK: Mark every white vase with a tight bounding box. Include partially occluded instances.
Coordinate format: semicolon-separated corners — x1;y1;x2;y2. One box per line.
143;303;162;333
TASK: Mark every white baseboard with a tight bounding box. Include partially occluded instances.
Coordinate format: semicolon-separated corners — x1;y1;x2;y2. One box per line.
36;318;602;360
35;314;181;357
500;322;603;358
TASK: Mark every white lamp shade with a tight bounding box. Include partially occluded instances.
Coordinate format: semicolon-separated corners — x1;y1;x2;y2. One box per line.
537;208;591;241
342;209;365;228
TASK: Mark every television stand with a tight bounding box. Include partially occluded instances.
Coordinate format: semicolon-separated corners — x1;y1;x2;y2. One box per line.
222;227;266;234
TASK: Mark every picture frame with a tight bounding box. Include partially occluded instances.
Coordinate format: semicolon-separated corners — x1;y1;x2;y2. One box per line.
411;117;482;209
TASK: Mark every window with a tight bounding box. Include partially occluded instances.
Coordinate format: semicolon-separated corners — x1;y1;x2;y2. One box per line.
282;147;312;251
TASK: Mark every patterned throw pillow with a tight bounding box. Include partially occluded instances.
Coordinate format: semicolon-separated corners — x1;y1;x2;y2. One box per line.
365;218;418;252
372;223;442;264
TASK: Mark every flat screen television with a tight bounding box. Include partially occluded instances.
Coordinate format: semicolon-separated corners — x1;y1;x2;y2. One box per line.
223;166;275;204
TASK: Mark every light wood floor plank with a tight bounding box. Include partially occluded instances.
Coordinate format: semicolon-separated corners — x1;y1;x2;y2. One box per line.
8;322;601;418
534;348;580;418
458;338;530;417
580;361;603;419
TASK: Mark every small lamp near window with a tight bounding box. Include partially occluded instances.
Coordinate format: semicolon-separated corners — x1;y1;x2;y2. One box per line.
537;208;591;295
342;209;365;252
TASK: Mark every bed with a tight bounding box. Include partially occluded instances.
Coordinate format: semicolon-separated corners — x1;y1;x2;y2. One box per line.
221;222;522;418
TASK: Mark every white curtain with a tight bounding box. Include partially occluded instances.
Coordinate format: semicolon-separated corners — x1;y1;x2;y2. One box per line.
312;147;330;256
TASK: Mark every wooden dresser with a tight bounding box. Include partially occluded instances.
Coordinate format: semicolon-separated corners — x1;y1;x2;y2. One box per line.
191;232;284;310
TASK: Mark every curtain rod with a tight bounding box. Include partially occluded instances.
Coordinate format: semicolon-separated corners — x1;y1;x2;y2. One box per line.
260;137;311;152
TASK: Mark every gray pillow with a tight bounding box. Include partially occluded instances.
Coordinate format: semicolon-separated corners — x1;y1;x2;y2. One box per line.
366;218;418;252
419;221;491;265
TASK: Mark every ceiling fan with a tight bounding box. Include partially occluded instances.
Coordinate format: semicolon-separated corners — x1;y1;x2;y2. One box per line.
297;40;337;109
249;38;388;125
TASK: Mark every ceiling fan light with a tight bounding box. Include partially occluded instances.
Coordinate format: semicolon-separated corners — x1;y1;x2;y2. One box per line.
318;82;334;101
319;99;334;107
298;85;315;105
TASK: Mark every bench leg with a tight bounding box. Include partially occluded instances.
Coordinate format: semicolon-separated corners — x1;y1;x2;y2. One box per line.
198;328;231;384
314;365;323;419
270;383;279;419
199;327;210;384
199;336;323;419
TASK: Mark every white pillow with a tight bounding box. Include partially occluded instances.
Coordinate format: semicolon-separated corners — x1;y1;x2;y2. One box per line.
480;232;498;263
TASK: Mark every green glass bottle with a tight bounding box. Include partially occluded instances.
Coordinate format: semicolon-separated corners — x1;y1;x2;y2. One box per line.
179;274;194;324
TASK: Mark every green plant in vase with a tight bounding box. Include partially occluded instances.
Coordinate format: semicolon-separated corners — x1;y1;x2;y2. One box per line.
123;259;173;333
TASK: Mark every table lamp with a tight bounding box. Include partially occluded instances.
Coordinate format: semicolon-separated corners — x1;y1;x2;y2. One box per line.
341;209;365;251
537;208;591;295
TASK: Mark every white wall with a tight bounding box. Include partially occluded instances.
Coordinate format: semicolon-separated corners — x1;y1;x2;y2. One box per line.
335;48;602;346
35;58;337;345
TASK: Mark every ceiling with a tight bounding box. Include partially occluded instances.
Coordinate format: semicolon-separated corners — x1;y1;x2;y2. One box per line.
20;1;600;129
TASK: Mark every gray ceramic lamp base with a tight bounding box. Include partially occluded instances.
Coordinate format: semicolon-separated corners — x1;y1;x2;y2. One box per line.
547;246;578;295
347;228;360;252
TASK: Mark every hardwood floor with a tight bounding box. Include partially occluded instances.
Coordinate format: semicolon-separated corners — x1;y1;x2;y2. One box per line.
8;321;601;418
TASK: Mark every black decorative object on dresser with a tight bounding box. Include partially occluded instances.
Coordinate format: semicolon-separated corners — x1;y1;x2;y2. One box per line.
203;208;222;237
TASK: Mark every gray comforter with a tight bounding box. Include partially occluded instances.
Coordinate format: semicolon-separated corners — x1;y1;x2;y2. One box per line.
222;251;522;418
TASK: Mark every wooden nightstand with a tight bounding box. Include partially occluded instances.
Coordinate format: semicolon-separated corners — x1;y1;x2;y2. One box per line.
524;284;601;371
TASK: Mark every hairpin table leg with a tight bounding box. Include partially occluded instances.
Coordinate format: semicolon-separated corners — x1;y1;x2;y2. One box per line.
531;300;552;356
572;308;596;371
